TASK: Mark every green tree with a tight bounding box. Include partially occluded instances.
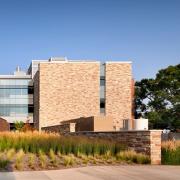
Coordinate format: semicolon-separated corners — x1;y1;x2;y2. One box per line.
135;64;180;130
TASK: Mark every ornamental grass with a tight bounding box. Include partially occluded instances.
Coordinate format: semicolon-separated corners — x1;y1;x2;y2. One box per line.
162;140;180;165
0;131;126;156
0;131;151;170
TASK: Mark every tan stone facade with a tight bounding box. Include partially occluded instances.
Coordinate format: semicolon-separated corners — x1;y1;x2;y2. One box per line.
34;62;100;129
33;60;133;131
105;62;132;130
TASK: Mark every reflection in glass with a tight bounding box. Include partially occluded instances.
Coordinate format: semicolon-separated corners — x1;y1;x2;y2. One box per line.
0;79;33;118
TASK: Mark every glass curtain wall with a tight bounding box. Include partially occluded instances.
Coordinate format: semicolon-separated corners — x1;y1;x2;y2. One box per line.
0;79;33;122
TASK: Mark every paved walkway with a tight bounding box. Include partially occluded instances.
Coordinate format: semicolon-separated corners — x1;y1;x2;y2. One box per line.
0;165;180;180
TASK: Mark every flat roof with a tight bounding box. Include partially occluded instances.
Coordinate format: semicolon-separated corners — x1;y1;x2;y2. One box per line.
0;75;32;79
32;58;132;64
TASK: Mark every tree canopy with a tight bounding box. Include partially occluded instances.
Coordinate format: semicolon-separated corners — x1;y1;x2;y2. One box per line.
135;64;180;130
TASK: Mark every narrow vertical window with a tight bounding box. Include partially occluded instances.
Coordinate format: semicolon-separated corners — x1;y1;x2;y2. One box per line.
100;63;105;114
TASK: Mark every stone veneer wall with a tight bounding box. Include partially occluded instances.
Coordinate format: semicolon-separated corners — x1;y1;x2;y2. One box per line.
0;118;10;131
105;62;132;130
68;130;162;165
42;123;76;134
35;62;100;129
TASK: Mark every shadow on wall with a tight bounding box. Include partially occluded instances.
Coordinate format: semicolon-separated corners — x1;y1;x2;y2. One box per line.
42;116;114;133
61;116;114;132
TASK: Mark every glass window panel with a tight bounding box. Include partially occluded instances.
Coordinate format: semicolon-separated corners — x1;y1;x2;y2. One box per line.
0;105;29;116
100;79;105;86
28;87;33;94
22;89;28;95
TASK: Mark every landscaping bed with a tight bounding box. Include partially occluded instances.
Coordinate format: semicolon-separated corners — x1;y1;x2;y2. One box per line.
0;132;150;171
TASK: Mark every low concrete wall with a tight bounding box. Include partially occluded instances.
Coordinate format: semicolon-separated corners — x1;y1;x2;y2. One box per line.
68;130;162;165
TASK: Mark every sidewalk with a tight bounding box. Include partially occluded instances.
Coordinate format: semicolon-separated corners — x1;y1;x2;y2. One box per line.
0;165;180;180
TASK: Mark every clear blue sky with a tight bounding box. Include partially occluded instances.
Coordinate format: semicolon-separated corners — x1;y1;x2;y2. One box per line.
0;0;179;80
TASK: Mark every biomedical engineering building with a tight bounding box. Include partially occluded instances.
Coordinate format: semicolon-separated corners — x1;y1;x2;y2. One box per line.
0;57;134;131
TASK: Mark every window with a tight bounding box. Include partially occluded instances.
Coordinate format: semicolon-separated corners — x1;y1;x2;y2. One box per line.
100;76;105;85
100;79;105;86
100;98;105;114
28;105;34;113
0;105;28;116
100;64;106;114
100;99;105;108
28;86;34;94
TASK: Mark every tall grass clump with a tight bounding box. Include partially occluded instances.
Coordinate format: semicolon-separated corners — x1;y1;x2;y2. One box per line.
116;150;150;164
28;153;36;169
49;149;57;166
39;150;47;168
0;153;9;170
63;154;75;166
0;159;9;170
15;149;25;170
6;148;15;161
162;140;180;165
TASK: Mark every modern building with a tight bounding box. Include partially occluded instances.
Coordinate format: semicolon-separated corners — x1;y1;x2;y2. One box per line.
0;57;133;131
0;67;33;129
